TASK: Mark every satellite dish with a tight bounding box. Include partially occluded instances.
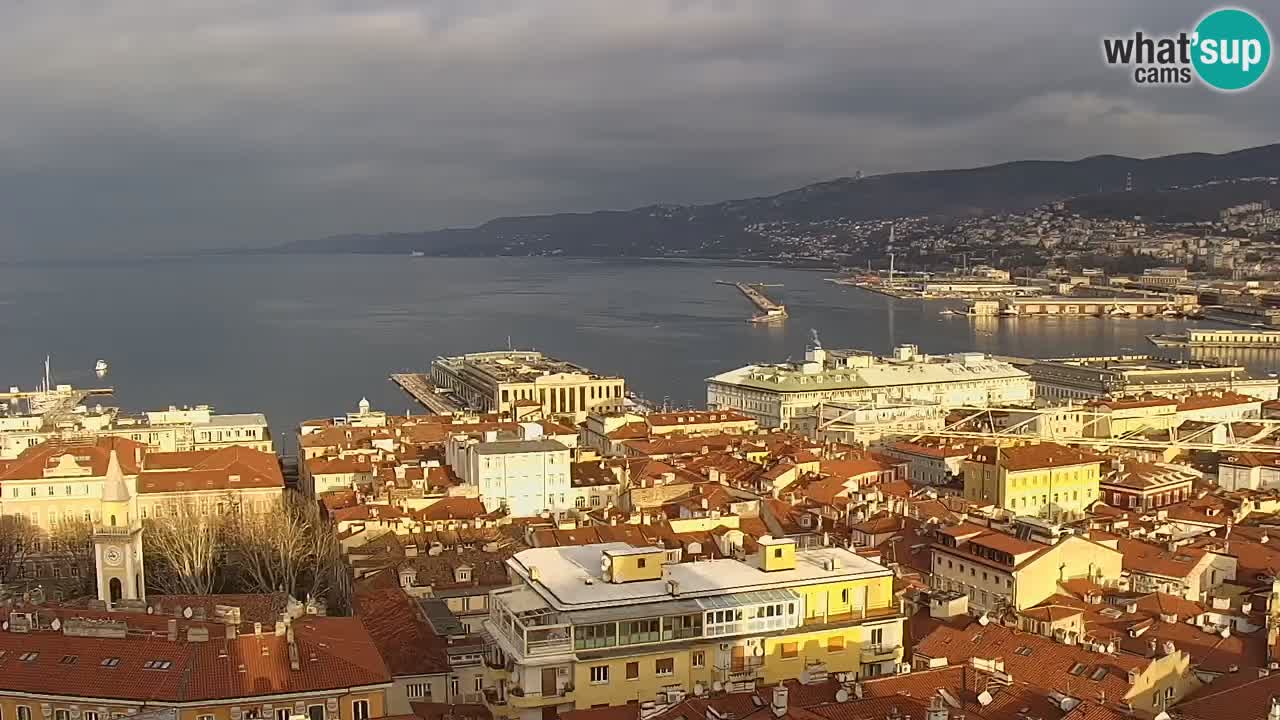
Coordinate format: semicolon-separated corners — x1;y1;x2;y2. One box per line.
182;606;193;619
693;683;705;697
712;681;723;693
146;606;154;614
600;554;612;573
1;621;7;631
835;689;850;703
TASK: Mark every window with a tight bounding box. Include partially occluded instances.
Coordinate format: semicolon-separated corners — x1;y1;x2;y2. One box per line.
692;651;705;668
308;705;325;720
781;642;798;659
55;711;70;720
18;652;38;661
85;713;99;720
407;683;432;699
828;636;845;652
59;655;78;664
450;677;460;697
17;709;30;720
655;658;674;676
1069;663;1087;676
276;710;290;720
1090;667;1107;681
1014;646;1032;656
101;657;120;667
590;665;610;684
574;623;617;650
626;661;640;680
199;715;215;720
352;701;369;720
774;548;783;559
871;628;884;646
840;589;850;604
637;558;647;569
143;660;173;670
474;677;483;692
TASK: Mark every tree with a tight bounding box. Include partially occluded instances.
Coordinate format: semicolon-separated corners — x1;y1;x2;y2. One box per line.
226;493;353;614
0;514;41;586
48;518;96;597
143;501;222;595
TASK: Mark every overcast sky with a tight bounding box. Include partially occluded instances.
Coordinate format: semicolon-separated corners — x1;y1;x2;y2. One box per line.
1;0;1276;258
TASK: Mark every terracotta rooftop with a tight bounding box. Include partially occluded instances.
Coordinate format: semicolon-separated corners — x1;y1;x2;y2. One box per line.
970;442;1104;472
0;436;147;481
137;446;283;494
0;612;390;702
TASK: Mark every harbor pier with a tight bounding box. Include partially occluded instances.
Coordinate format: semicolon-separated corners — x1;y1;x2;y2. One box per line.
717;281;788;322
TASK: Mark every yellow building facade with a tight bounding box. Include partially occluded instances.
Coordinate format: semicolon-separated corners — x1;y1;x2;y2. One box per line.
483;539;905;720
963;443;1103;521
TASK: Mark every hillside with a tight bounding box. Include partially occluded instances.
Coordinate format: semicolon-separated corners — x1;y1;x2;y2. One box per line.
281;143;1280;257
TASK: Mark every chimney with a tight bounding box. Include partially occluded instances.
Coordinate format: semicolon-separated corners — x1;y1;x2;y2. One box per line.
926;695;949;720
1269;695;1280;720
771;684;788;718
225;624;237;640
167;619;178;641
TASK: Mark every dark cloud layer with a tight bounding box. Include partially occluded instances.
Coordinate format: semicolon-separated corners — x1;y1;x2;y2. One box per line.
0;0;1275;258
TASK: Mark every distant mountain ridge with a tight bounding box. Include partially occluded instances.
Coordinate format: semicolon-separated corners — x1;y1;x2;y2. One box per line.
281;143;1280;257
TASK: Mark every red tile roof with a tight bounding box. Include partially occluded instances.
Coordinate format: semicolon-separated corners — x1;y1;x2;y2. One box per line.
0;613;390;702
354;588;449;677
970;443;1103;472
138;446;283;493
0;436;146;481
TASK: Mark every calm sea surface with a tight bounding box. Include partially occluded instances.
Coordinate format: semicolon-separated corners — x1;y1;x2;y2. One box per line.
0;255;1272;451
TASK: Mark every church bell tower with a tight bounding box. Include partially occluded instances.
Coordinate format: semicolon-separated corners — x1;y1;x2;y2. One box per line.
94;449;145;607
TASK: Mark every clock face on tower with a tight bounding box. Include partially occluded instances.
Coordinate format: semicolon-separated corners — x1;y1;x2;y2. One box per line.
104;546;123;567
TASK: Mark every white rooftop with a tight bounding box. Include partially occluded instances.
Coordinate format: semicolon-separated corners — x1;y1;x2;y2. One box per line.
510;542;890;611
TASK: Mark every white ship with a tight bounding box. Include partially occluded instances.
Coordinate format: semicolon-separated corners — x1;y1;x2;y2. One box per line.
95;359;109;374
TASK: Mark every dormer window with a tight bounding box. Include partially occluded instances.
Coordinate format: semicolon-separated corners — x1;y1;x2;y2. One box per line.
455;566;472;583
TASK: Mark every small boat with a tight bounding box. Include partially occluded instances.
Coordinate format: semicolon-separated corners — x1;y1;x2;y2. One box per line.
410;251;426;257
939;308;957;316
1161;306;1183;318
999;308;1019;318
1108;305;1131;318
94;359;109;376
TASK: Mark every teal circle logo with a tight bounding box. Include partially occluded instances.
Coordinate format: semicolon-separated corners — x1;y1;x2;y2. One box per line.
1192;8;1271;91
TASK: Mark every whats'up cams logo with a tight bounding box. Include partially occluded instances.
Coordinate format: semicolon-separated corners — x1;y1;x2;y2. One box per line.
1103;7;1271;90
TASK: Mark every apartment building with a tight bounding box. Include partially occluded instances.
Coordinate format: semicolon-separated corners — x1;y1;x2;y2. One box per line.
929;527;1122;612
431;351;625;424
962;442;1103;521
0;405;272;459
1099;460;1195;510
446;425;572;517
483;538;906;720
0;438;284;531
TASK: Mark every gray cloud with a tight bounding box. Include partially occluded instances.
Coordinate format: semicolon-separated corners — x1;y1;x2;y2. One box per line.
0;0;1275;257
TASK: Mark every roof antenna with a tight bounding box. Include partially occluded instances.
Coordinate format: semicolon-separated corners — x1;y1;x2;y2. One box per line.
507;335;513;351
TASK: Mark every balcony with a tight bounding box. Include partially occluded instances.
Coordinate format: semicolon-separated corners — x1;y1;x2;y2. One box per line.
488;589;574;659
93;522;142;538
507;685;575;709
803;604;903;627
482;688;507;707
860;643;903;664
715;657;765;682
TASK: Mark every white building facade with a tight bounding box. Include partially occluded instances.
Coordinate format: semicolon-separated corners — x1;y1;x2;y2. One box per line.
447;424;571;516
707;344;1034;429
